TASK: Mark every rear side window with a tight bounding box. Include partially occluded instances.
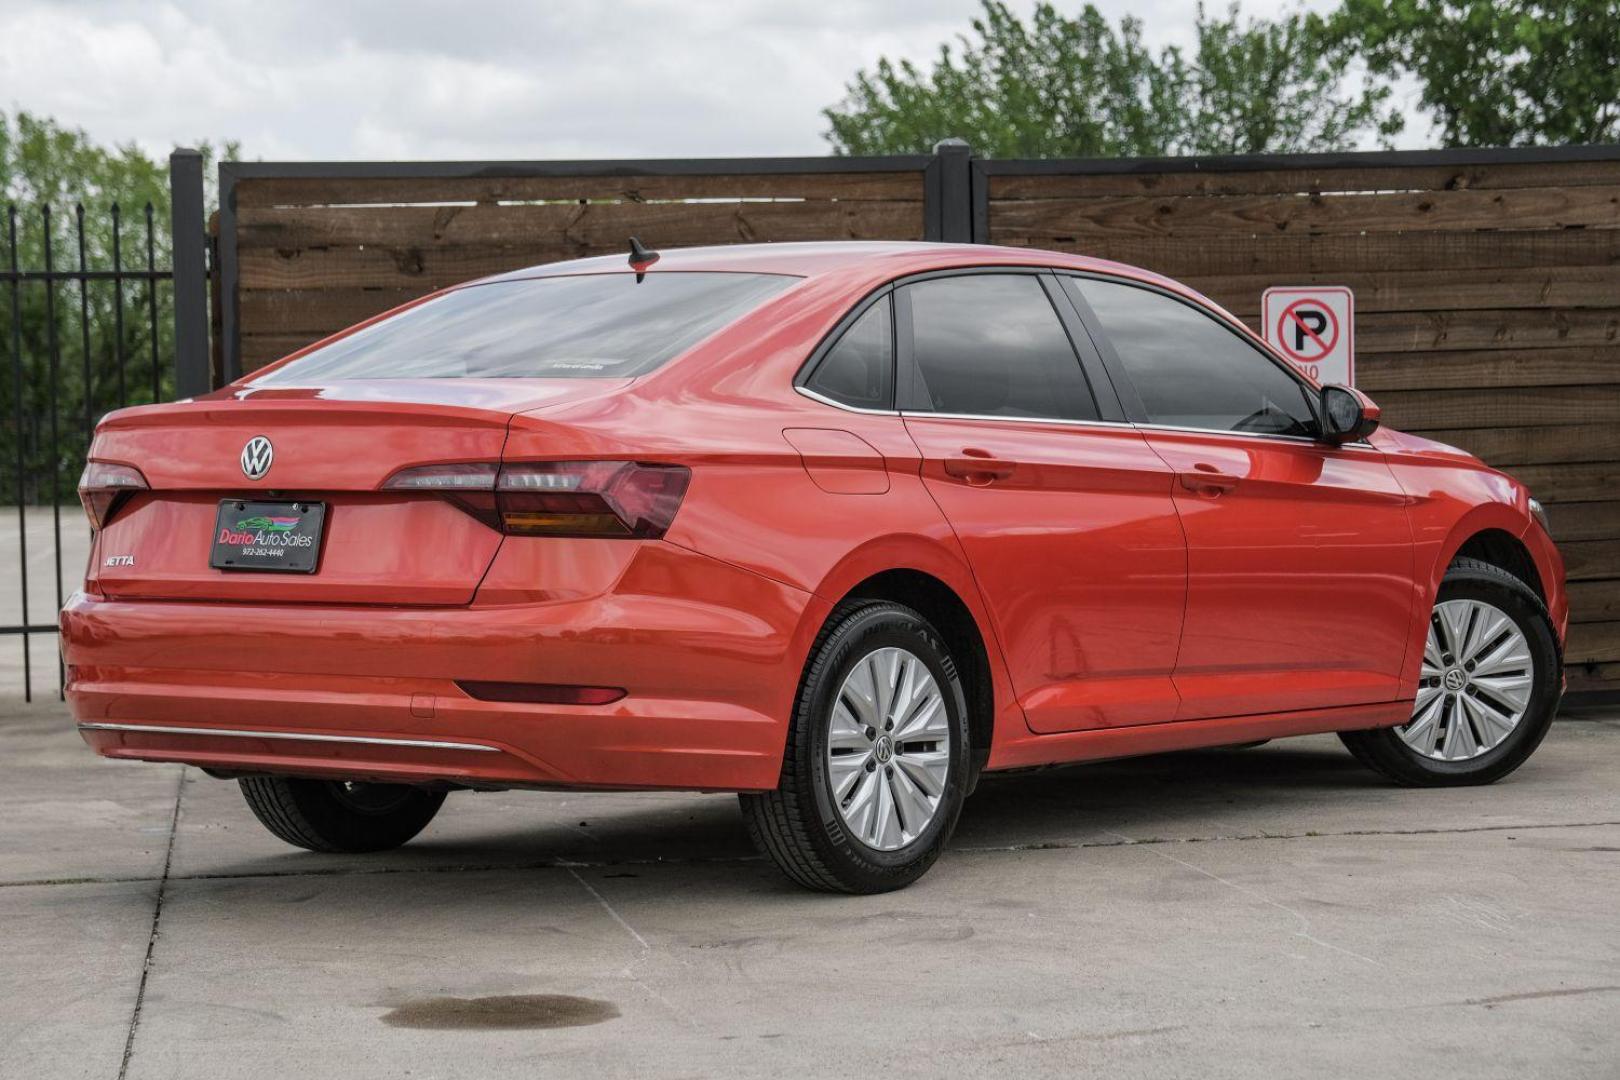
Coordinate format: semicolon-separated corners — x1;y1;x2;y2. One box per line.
255;272;797;382
804;295;893;409
1071;278;1317;437
904;274;1098;421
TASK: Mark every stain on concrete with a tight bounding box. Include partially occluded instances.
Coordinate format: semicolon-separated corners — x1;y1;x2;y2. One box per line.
380;994;619;1030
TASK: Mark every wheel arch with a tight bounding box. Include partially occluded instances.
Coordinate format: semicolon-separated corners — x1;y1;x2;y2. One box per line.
840;568;996;781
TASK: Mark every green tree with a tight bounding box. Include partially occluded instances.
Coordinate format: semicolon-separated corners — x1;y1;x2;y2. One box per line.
1330;0;1620;146
823;2;1400;157
1;111;236;503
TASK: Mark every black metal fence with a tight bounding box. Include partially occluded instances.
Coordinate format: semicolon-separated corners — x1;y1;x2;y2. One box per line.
3;149;209;701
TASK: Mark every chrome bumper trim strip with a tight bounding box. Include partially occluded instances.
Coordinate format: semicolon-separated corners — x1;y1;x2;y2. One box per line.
76;722;500;753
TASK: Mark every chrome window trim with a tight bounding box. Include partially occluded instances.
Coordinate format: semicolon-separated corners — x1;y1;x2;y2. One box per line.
900;410;1133;431
1131;421;1380;451
795;386;1377;449
794;385;900;415
76;722;500;753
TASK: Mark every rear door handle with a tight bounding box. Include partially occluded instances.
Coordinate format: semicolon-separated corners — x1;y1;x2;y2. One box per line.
1178;466;1239;495
943;450;1015;484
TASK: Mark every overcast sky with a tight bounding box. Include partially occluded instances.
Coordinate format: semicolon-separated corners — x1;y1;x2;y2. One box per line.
0;0;1431;161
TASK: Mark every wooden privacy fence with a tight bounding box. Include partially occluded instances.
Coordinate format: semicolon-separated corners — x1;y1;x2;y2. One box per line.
215;144;1620;697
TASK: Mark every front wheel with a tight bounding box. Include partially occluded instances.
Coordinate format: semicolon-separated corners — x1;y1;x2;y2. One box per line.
1340;558;1561;787
741;600;972;893
238;776;447;852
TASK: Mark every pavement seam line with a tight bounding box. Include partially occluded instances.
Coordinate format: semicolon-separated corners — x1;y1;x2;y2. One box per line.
116;766;185;1080
1107;828;1383;967
567;866;650;950
6;817;1616;891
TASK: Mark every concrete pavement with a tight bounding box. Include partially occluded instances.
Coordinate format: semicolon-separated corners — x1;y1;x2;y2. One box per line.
4;702;1618;1078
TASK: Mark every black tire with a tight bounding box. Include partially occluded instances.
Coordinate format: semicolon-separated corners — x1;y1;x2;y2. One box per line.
1339;557;1561;787
238;776;447;853
740;600;972;893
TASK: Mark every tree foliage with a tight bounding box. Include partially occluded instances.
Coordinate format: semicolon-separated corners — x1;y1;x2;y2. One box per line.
823;2;1401;157
1329;0;1620;146
1;111;235;503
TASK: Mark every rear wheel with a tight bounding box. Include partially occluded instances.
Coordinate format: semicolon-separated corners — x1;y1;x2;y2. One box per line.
1340;558;1560;787
741;600;971;893
238;776;447;853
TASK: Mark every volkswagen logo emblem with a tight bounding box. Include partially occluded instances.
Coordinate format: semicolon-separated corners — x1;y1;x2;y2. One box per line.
1443;668;1467;692
240;436;274;480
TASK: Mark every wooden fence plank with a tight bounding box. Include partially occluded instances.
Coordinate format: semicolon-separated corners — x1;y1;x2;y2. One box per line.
236;202;926;292
1412;424;1620;467
235;171;925;208
1545;501;1620;542
998;229;1620;277
1495;462;1620;504
988;186;1620;240
1568;581;1620;623
1230;309;1620;354
237;200;924;250
989;160;1620;199
1348;309;1620;354
1560;539;1620;582
1376;386;1620;431
1358;348;1620;393
1566;621;1620;665
1190;267;1620;317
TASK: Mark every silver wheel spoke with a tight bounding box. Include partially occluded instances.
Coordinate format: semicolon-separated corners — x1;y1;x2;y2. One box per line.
1401;599;1531;762
896;748;948;798
829;752;869;802
825;645;952;852
889;765;934;840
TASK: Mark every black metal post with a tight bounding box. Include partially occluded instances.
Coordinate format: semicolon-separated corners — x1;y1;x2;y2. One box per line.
7;208;31;701
932;139;973;243
170;149;211;398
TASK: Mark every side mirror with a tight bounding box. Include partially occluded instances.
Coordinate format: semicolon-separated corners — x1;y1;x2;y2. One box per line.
1319;384;1380;445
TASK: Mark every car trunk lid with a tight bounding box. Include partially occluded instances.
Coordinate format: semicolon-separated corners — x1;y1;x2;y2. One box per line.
88;378;628;605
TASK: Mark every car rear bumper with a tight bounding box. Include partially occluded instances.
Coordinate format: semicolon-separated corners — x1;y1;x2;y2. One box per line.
61;544;822;792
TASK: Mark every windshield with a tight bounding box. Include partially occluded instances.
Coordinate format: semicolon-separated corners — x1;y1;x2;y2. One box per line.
254;272;798;382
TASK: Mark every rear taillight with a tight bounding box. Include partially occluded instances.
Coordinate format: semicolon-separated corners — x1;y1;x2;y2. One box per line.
383;461;691;539
77;461;148;529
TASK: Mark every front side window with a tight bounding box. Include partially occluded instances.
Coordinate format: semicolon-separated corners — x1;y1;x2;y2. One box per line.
804;295;893;409
904;274;1098;421
1071;278;1317;437
256;272;798;383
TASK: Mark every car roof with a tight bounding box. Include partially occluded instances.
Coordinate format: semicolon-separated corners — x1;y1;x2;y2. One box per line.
482;240;1183;293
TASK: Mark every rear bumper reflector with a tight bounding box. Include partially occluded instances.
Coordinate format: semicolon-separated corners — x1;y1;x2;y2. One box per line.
455;680;626;705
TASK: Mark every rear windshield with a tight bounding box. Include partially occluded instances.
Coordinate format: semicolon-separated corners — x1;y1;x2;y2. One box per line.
254;272;798;382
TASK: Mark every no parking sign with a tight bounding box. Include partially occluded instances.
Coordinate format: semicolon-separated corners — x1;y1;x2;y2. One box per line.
1262;286;1354;386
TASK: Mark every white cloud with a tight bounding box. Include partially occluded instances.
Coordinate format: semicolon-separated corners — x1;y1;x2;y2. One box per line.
0;0;1432;161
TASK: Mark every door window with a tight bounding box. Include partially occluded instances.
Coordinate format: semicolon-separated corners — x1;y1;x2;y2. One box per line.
904;274;1098;422
803;295;893;409
1071;278;1317;437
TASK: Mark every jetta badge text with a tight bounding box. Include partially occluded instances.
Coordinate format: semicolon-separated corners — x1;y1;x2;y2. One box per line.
240;436;274;480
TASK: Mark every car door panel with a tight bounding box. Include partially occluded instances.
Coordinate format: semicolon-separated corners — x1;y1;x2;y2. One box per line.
906;415;1186;731
1061;272;1421;721
1141;429;1414;719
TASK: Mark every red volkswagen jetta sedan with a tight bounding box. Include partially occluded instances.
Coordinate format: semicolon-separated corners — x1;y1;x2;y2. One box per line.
64;241;1566;892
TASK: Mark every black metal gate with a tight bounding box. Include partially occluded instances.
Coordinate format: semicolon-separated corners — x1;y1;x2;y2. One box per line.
3;149;210;701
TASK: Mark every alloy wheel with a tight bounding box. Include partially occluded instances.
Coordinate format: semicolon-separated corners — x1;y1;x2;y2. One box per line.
1401;599;1533;761
825;646;951;851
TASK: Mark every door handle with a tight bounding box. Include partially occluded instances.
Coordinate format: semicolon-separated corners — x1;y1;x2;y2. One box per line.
1178;465;1239;495
944;449;1015;484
